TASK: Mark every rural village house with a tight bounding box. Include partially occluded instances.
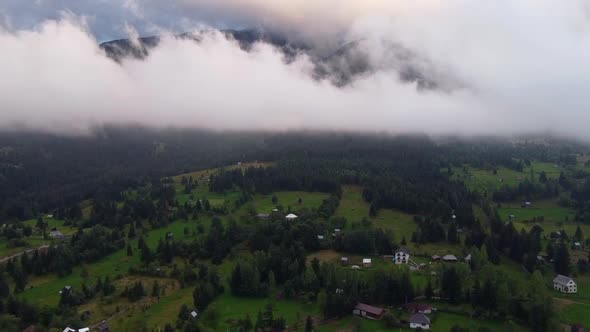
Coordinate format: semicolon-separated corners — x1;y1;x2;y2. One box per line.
405;302;433;314
442;254;458;262
394;247;410;264
410;313;431;330
352;303;386;320
553;274;577;293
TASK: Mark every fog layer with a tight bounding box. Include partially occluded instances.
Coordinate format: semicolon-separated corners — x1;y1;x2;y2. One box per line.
1;1;590;137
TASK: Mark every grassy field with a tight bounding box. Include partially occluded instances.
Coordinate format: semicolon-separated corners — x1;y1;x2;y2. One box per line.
450;161;563;194
175;182;242;207
497;199;575;224
172;161;274;183
251;191;330;214
0;218;79;258
19;219;198;306
497;199;590;244
559;301;590;328
335;186;416;243
431;311;528;331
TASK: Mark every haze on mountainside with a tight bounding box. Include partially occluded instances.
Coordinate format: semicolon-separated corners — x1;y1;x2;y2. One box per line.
1;1;590;138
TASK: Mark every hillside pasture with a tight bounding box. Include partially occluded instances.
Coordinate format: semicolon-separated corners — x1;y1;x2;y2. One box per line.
172;161;274;183
335;186;416;243
251;191;330;214
449;161;563;195
19;219;198;306
497;199;575;224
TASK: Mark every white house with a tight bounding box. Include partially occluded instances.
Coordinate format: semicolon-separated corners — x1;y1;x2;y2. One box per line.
394;247;411;264
285;213;298;220
362;258;372;267
410;313;431;330
553;274;577;293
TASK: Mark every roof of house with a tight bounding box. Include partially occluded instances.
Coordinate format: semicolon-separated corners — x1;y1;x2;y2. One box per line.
285;213;298;219
395;247;410;255
354;303;385;316
410;313;431;325
464;254;472;261
22;325;36;332
431;255;441;260
78;328;90;332
49;230;63;237
341;257;348;261
405;303;432;312
191;310;198;318
553;274;575;285
317;235;324;240
442;254;458;261
63;328;76;332
96;321;110;332
256;213;270;218
362;258;372;264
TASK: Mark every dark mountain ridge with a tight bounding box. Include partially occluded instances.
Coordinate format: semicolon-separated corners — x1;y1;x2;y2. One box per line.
99;28;442;88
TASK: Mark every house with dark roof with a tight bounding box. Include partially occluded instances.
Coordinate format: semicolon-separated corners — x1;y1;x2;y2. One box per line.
96;320;110;332
49;230;64;240
554;274;577;293
405;303;433;314
571;323;587;332
431;255;441;262
410;313;431;330
22;325;36;332
352;303;386;320
394;247;410;264
256;213;270;220
442;254;458;262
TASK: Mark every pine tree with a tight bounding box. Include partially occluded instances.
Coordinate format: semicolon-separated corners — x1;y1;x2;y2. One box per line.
128;223;136;238
178;303;189;320
575;226;584;242
138;235;146;250
254;310;263;331
539;171;548;183
425;279;434;299
152;280;160;297
554;242;570;275
127;243;133;256
105;276;116;295
305;315;314;332
243;314;253;331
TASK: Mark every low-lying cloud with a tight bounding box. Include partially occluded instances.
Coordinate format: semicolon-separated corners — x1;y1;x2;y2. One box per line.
1;1;590;138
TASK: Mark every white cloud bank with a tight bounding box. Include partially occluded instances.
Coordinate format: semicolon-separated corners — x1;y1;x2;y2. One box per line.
1;1;590;137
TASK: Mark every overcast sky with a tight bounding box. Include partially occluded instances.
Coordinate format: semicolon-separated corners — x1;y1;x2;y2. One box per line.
2;1;590;138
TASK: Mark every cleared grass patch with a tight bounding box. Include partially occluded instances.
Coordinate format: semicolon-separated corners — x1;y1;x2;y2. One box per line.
497;199;574;224
172;161;274;183
335;186;416;243
251;191;330;214
449;161;563;195
19;219;198;306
